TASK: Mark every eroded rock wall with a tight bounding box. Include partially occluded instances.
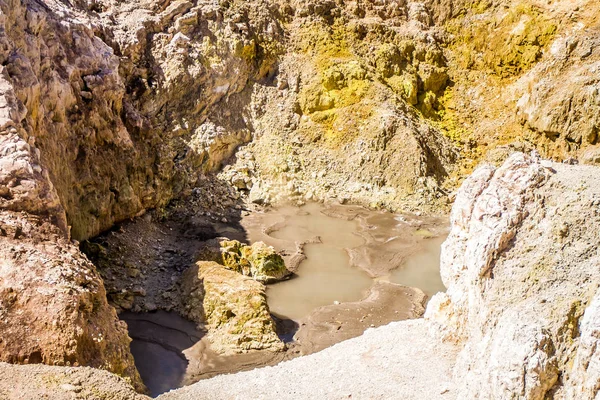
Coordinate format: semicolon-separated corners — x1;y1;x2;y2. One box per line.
0;211;144;391
0;0;284;384
426;153;600;398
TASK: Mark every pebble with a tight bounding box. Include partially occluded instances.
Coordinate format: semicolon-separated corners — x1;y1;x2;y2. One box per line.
60;384;81;393
541;160;553;169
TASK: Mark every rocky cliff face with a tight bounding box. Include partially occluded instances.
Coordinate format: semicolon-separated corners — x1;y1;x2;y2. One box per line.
0;211;144;391
426;153;600;398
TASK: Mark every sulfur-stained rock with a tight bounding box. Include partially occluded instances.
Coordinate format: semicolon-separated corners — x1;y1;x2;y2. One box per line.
580;145;600;166
180;261;284;354
220;239;290;283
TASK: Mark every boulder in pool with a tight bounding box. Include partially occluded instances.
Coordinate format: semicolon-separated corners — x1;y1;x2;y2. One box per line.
181;261;284;354
220;240;290;283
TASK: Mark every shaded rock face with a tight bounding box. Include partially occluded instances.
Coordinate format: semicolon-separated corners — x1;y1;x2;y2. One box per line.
181;261;284;354
0;0;286;242
220;239;290;283
426;153;600;398
0;212;144;392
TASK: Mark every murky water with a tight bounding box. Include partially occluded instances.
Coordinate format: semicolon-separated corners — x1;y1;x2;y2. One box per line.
121;311;203;397
267;243;373;320
257;203;447;320
258;204;371;320
389;236;447;297
268;204;365;248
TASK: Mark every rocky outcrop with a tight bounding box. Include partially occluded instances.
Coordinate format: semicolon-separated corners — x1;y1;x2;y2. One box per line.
0;211;143;391
426;153;600;398
181;261;284;354
220;239;290;283
516;26;600;151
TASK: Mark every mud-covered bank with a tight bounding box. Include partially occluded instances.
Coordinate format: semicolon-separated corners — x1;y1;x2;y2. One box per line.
83;199;447;394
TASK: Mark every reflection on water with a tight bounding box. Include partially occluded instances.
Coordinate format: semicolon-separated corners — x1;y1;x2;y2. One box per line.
121;311;203;397
130;340;187;397
389;236;446;297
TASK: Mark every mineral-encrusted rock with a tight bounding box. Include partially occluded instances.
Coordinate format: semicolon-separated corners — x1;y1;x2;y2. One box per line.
181;261;284;354
220;239;290;283
426;152;600;399
0;211;144;392
516;29;600;149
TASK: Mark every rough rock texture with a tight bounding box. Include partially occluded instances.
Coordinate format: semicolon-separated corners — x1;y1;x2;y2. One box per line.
0;0;285;242
515;15;600;152
430;0;600;177
0;212;143;391
0;0;459;381
220;239;290;283
0;362;148;400
181;261;284;354
218;7;459;211
426;153;600;398
565;289;600;399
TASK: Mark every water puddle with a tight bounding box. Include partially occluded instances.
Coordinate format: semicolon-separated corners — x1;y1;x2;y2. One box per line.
267;243;373;320
121;311;203;397
242;203;448;321
388;236;447;297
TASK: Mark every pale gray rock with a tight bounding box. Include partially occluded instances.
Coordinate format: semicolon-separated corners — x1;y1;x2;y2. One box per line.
427;153;600;399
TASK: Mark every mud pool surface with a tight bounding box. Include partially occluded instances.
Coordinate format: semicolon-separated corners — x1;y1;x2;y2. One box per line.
119;202;448;396
240;203;448;321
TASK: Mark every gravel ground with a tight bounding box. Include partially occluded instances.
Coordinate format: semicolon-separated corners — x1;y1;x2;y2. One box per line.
158;319;458;400
0;362;148;400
